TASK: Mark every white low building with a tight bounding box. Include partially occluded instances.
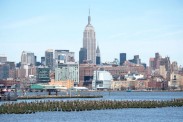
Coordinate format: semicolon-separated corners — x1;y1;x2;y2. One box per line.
92;70;113;90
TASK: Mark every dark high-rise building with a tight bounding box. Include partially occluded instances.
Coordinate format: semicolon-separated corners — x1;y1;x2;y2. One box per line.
129;55;141;64
120;53;126;65
96;57;101;65
5;62;16;79
16;62;21;68
79;48;87;64
96;45;101;65
41;57;45;65
36;66;50;83
134;55;141;64
45;49;53;69
0;63;10;79
34;56;37;66
141;63;147;69
155;52;160;59
5;62;15;70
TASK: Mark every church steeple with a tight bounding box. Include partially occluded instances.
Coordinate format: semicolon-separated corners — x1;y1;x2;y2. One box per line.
88;9;91;25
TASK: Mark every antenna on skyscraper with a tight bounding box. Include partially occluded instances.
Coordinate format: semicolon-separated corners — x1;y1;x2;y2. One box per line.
89;8;90;16
88;8;91;25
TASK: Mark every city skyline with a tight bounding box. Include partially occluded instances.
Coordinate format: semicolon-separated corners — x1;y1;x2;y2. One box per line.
0;0;183;65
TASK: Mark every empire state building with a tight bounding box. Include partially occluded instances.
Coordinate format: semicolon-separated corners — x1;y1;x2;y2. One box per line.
83;10;96;64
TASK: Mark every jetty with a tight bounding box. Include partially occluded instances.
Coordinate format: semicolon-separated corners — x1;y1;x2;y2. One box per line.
1;98;183;114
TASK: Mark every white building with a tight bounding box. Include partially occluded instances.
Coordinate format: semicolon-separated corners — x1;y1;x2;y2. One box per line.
92;70;113;90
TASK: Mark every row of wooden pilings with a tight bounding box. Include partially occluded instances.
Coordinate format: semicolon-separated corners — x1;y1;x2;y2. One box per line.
0;99;183;114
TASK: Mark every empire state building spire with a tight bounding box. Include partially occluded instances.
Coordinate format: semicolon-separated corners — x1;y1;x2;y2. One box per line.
88;9;91;25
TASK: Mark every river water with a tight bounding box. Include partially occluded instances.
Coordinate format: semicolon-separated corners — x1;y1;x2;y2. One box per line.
1;91;183;122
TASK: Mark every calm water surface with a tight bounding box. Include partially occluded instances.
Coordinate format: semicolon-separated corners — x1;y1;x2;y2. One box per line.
1;91;183;122
1;107;183;122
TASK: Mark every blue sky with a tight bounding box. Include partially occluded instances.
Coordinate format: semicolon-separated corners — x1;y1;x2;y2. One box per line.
0;0;183;66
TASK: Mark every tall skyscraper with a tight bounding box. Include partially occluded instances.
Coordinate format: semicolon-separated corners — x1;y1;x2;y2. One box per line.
41;57;45;65
79;48;87;64
5;61;16;79
0;63;10;79
34;56;37;66
21;51;35;66
45;49;53;69
96;45;101;65
120;53;126;65
133;55;141;64
83;10;96;64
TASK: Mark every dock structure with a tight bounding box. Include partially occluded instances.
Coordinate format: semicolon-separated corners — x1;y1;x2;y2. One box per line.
30;84;60;95
46;89;58;95
30;84;89;96
17;95;103;99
